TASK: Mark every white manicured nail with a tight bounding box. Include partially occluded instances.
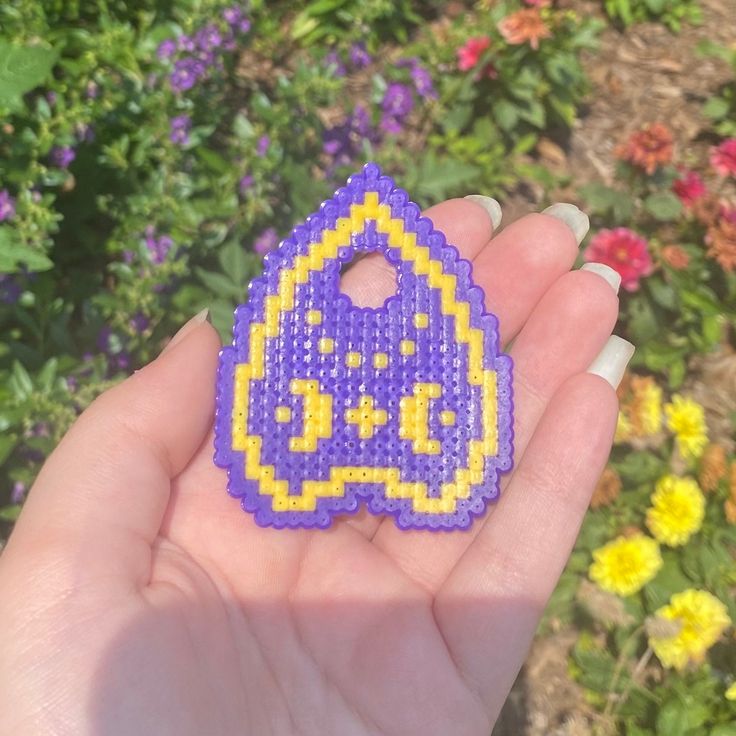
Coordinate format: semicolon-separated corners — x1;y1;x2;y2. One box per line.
161;308;210;355
542;203;589;246
581;263;621;294
464;195;502;229
587;336;635;390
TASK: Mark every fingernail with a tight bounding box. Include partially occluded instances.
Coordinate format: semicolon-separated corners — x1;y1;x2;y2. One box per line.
464;195;502;229
161;308;210;356
581;262;621;294
587;336;635;390
542;203;589;246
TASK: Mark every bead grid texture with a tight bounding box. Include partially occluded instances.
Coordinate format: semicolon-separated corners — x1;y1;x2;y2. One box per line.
214;162;514;530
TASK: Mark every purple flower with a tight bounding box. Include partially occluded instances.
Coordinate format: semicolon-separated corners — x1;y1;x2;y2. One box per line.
257;135;270;157
237;18;251;33
46;91;57;106
169;58;205;92
380;83;414;134
85;81;99;99
130;312;150;333
410;64;437;100
322;105;377;164
11;481;26;505
0;275;21;304
239;174;254;194
157;38;177;59
122;249;135;264
144;226;174;264
66;375;78;392
177;35;196;53
349;42;371;68
324;50;346;77
223;6;243;24
50;146;76;169
169;114;192;145
0;189;16;221
75;122;95;143
195;24;223;52
254;227;278;256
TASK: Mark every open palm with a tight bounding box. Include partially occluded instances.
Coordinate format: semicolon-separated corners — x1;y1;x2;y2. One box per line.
0;198;626;736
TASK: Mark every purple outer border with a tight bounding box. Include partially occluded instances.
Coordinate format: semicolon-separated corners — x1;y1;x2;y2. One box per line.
213;162;514;531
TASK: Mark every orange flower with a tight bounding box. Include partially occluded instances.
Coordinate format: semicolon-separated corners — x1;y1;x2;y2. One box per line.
699;444;727;493
705;207;736;272
498;8;552;50
726;462;736;525
590;466;622;509
661;245;690;270
616;123;674;175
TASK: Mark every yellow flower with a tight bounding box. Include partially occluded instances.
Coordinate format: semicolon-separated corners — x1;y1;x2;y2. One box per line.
665;394;708;460
649;589;731;671
726;682;736;701
589;533;663;597
646;475;705;547
615;409;632;443
629;375;663;436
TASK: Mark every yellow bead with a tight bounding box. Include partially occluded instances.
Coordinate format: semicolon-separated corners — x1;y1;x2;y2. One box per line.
306;310;322;325
275;406;291;423
346;352;362;368
400;340;415;356
440;410;455;426
373;352;388;369
414;313;429;329
318;338;334;354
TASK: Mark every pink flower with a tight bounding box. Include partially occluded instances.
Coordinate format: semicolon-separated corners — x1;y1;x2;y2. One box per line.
584;228;654;292
457;37;491;72
710;138;736;177
672;168;706;208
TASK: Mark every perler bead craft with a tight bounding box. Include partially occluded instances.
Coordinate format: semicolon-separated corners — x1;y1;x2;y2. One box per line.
214;162;513;530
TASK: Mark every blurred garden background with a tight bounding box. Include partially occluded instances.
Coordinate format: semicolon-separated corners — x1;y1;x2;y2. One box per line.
1;0;736;733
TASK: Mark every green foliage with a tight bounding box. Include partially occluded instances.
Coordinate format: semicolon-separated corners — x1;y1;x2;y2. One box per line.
698;41;736;137
602;0;702;32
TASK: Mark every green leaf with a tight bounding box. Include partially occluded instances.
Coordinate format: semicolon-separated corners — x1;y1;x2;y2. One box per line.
493;100;519;132
218;240;258;291
0;40;58;108
37;357;58;392
703;96;731;121
644;555;690;611
0;505;22;522
0;227;53;272
195;268;243;300
10;360;33;400
644;192;683;221
0;434;17;466
413;155;480;202
616;451;664;484
656;699;688;736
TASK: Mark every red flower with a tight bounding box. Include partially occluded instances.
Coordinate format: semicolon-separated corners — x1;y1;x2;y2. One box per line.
710;138;736;178
584;228;654;292
457;37;491;72
672;168;706;208
616;123;674;175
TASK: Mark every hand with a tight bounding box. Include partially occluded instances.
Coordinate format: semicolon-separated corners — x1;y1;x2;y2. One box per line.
0;199;626;736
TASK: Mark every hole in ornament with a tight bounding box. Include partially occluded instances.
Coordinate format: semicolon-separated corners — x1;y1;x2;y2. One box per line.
339;252;399;309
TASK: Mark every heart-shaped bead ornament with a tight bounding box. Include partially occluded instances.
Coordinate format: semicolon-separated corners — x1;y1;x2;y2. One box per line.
214;163;513;530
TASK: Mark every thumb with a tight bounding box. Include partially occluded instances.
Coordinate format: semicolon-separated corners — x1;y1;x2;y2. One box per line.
2;310;221;589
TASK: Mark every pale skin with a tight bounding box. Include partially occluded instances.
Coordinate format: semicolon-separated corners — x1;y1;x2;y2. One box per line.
0;199;621;736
